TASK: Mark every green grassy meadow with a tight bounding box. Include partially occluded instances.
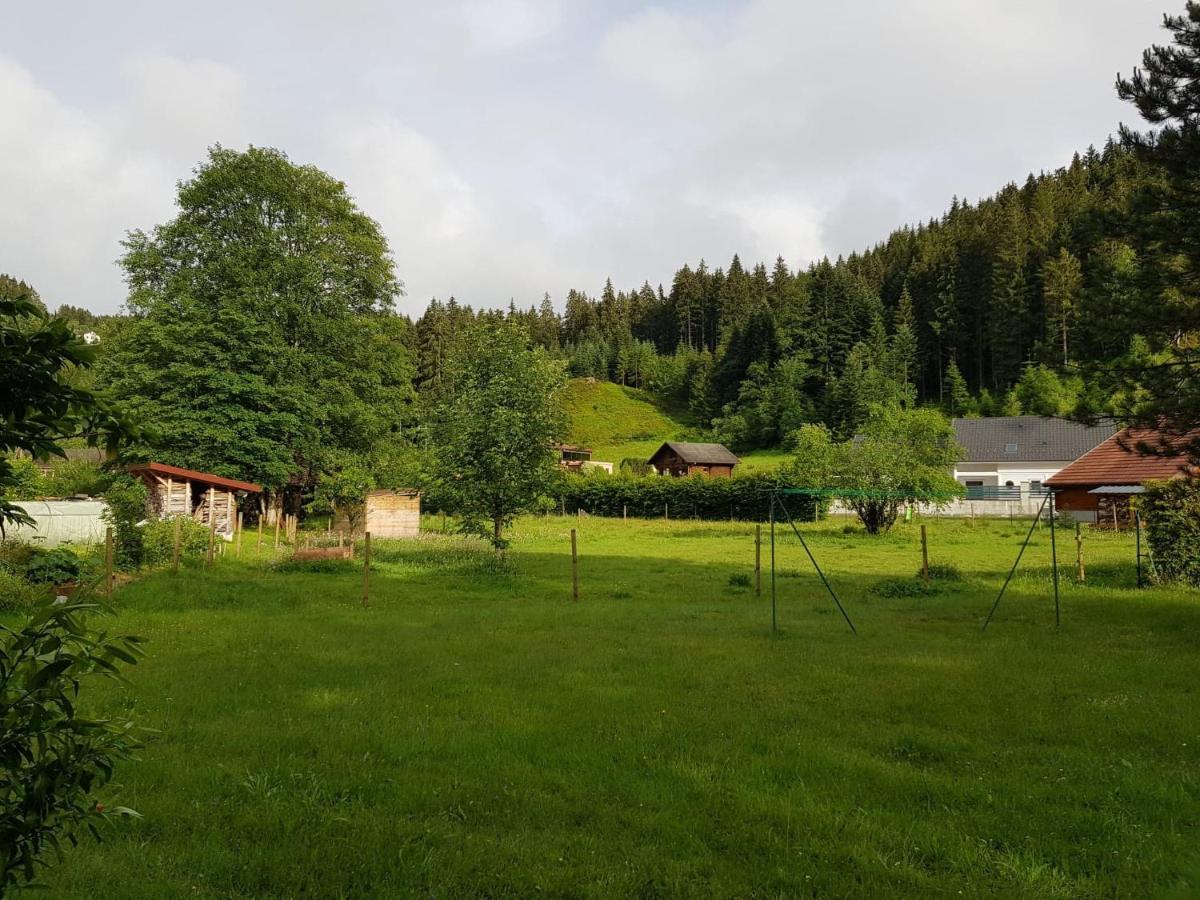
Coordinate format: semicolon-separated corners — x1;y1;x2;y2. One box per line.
40;515;1200;898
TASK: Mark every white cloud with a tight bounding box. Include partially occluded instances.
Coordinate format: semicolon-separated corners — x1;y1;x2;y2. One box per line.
0;2;1172;314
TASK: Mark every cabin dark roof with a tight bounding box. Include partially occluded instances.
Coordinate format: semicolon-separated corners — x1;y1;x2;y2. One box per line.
649;441;740;466
951;416;1117;463
1045;427;1197;487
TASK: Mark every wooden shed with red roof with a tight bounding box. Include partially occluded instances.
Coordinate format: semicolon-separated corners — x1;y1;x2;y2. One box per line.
128;462;263;537
1045;427;1197;527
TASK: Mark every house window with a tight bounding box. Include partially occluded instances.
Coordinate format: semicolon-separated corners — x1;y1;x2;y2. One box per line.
1005;442;1018;453
1005;481;1015;487
965;480;984;487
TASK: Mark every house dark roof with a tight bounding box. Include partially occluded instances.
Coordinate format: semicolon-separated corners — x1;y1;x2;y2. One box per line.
1045;427;1197;487
649;441;740;466
951;416;1117;463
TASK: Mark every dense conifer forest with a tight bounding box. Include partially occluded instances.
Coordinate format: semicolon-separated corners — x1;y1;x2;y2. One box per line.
414;139;1171;448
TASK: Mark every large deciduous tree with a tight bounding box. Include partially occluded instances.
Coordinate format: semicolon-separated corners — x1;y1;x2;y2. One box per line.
785;406;963;534
426;324;567;549
100;146;416;506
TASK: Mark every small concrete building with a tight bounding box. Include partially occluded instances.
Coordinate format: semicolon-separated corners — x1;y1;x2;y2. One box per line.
334;489;421;538
648;442;739;478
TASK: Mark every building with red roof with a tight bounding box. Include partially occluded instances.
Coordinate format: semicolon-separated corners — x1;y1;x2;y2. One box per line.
1045;427;1197;526
128;462;262;537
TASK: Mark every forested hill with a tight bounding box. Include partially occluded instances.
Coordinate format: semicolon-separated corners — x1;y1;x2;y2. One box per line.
416;139;1163;450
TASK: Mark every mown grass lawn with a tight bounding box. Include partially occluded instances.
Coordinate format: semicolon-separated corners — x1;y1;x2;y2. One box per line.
41;515;1200;898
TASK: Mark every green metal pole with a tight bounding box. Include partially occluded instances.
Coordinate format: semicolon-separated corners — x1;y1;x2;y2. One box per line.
1136;509;1143;588
1049;491;1060;629
769;494;777;634
776;495;857;634
983;491;1051;631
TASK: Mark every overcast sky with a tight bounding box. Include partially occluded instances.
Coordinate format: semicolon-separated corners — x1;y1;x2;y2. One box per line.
1;1;1167;316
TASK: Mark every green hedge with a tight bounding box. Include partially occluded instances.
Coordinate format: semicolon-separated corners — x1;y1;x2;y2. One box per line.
559;472;824;522
1142;479;1200;586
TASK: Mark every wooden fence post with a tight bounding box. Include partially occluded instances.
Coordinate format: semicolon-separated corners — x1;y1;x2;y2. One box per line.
664;503;669;521
920;524;930;585
172;516;181;575
570;528;579;602
257;515;263;553
206;491;216;568
104;526;114;600
1075;521;1085;582
362;531;371;608
235;511;244;558
755;523;761;595
623;504;627;522
273;515;280;550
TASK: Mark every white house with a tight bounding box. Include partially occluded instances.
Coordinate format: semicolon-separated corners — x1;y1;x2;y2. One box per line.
951;416;1118;498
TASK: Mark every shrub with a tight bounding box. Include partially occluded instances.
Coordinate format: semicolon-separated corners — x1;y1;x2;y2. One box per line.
141;517;210;567
559;472;825;522
0;570;46;613
0;539;35;574
1;457;44;501
24;547;83;585
923;563;964;582
41;460;111;498
101;476;148;570
728;573;752;589
871;578;941;598
1142;479;1200;585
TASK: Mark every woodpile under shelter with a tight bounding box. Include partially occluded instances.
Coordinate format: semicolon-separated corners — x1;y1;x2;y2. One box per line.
1046;427;1197;527
333;489;421;538
648;442;740;478
128;462;263;537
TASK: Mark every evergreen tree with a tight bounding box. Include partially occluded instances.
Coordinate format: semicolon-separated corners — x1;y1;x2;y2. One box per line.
1041;248;1083;366
891;287;920;389
944;358;971;417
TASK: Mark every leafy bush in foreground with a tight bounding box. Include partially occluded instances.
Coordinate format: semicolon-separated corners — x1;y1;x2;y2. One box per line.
0;599;143;891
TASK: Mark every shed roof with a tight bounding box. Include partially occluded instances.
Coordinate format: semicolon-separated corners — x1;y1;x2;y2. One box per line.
128;462;263;493
951;416;1117;463
1045;427;1197;487
649;441;740;466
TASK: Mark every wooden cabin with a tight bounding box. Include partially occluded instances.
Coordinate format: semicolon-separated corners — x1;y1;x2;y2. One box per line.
128;462;263;537
648;441;740;478
1045;427;1197;527
555;444;593;472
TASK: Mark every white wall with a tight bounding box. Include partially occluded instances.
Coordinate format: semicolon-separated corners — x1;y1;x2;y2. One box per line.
953;460;1075;487
7;500;108;547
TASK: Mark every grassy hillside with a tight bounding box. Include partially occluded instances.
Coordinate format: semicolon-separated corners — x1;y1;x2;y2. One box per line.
561;379;789;472
561;379;694;465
